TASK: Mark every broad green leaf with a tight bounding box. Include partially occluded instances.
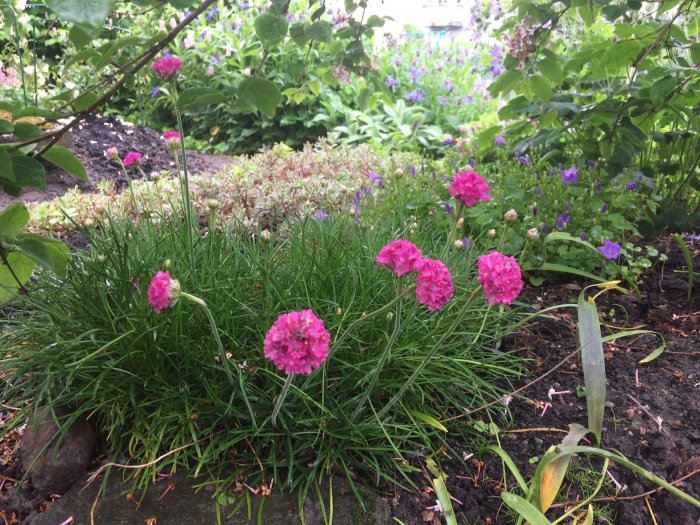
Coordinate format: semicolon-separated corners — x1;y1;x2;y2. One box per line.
73;92;100;112
578;292;606;445
600;41;642;71
0;120;13;134
254;14;289;48
12;155;46;190
64;49;102;70
306;21;332;42
44;0;115;28
13;106;62;119
488;70;522;97
19;235;71;277
0;252;35;304
238;78;282;117
538;52;562;85
521;262;607;283
651;76;676;105
539;424;589;513
93;36;146;69
41;146;88;181
406;409;447;432
69;25;93;49
691;43;700;65
501;492;553;525
0;147;14;183
13;122;43;140
526;74;552;102
176;88;227;111
0;202;30;237
289;23;310;46
16;237;55;272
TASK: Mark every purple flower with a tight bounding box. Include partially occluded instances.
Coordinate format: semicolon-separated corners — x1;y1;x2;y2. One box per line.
601;203;608;215
368;170;383;187
385;75;398;87
150;86;161;97
461;237;473;250
445;202;453;215
314;209;329;221
440;138;454;146
536;186;541;197
352;189;362;205
588;160;596;169
579;232;586;241
494;135;506;146
561;166;577;184
516;155;531;166
532;204;538;218
404;89;425;102
438;96;450;106
206;6;218;21
627;181;637;190
411;164;416;177
541;223;548;234
565;202;571;213
598;240;621;260
557;213;569;230
595;181;602;193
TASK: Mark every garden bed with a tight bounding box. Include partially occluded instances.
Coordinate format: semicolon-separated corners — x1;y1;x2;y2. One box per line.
2;234;697;524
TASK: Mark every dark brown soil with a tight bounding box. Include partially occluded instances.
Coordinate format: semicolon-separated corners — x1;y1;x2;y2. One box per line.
0;114;233;209
392;234;700;525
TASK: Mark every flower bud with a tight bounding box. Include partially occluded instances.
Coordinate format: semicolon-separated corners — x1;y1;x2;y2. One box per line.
487;228;497;239
260;229;272;243
386;312;394;321
207;199;219;210
105;147;119;160
456;217;464;229
527;227;539;240
504;209;518;223
164;259;172;269
83;218;95;227
454;239;464;250
335;307;342;315
96;255;106;263
409;229;416;236
394;167;404;179
411;222;419;230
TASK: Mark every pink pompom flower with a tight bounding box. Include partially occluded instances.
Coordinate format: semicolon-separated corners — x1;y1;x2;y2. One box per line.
147;271;181;313
263;310;330;375
415;258;454;311
162;130;181;151
104;147;119;160
376;239;423;277
123;152;142;167
449;170;492;207
477;251;523;305
151;56;182;81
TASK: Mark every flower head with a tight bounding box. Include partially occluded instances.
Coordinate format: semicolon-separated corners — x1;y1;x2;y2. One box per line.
162;130;180;151
494;135;506;146
148;271;181;313
560;166;577;184
123;152;142;167
151;56;182;81
477;251;523;305
597;240;621;260
263;310;330;375
376;240;422;277
105;147;119;161
314;209;329;221
448;170;492;207
626;181;637;190
415;258;454;311
368;170;383;187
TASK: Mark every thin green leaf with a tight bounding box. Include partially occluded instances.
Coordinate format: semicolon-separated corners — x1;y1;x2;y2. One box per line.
578;293;606;445
406;409;448;432
484;446;528;493
521;262;607;283
433;477;457;525
501;492;553;525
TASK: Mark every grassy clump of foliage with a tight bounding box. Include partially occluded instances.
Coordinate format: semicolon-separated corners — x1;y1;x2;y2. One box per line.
2;211;523;494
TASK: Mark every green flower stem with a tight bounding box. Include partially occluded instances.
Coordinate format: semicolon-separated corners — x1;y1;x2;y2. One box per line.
351;278;404;421
117;160;140;215
271;372;295;427
170;84;196;272
301;284;416;390
377;289;487;419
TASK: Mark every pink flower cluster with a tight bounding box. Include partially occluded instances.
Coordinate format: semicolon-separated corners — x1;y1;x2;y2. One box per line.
415;258;454;311
162;130;180;143
376;240;454;311
449;170;492;207
477;251;523;305
148;271;180;313
151;56;182;81
375;239;423;276
123;152;142;167
0;67;20;88
263;310;330;375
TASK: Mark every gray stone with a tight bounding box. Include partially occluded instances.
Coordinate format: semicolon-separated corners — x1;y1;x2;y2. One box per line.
20;408;96;495
30;471;392;525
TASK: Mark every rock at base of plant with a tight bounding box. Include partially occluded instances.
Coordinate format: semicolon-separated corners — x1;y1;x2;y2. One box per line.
20;407;97;495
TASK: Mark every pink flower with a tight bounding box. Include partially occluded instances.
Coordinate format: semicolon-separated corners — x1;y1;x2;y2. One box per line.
477;251;523;305
376;240;422;277
147;271;181;313
151;56;182;81
162;130;180;151
448;170;492;207
263;310;330;375
104;147;119;160
123;152;142;167
415;258;454;311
